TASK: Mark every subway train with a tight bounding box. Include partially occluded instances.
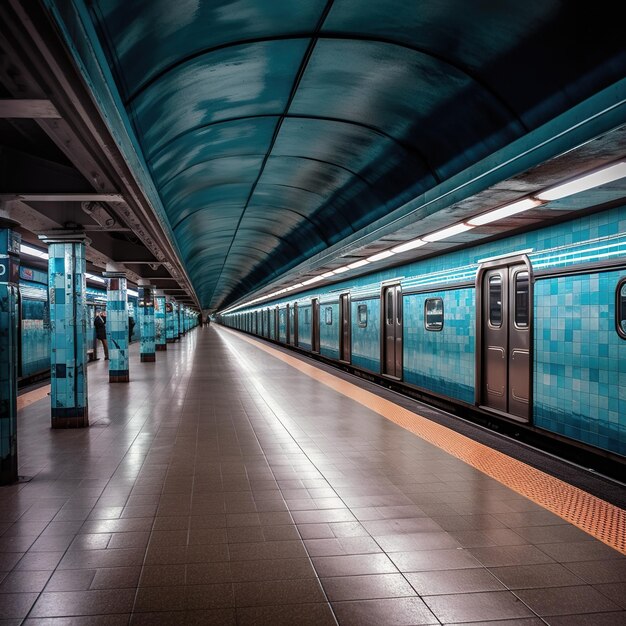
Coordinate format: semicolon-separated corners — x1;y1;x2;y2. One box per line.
17;265;139;383
222;205;626;463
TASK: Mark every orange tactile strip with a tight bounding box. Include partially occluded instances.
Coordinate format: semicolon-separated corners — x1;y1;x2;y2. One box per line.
225;328;626;555
17;384;50;411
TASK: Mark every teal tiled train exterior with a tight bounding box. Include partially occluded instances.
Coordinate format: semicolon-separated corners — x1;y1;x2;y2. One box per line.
225;204;626;458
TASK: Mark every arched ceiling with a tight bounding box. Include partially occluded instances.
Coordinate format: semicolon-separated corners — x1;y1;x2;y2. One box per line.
85;0;626;310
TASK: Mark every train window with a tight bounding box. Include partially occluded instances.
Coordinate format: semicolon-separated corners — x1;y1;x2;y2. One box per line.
386;291;393;324
489;275;502;327
325;307;332;325
304;308;310;325
357;304;368;328
617;279;626;339
424;298;444;331
397;291;402;324
515;271;529;327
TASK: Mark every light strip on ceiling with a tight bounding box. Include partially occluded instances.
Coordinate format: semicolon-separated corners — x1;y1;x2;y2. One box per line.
332;266;350;274
467;198;541;226
423;223;473;242
367;250;395;262
85;272;105;284
20;243;49;259
536;161;626;201
391;238;427;253
348;259;370;269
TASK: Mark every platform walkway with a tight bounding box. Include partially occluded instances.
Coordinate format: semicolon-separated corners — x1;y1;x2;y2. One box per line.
0;326;625;625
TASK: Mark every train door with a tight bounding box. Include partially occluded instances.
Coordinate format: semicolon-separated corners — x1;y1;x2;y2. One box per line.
312;298;320;352
381;284;402;378
274;307;279;339
285;304;291;344
292;303;298;346
339;293;351;362
478;259;532;422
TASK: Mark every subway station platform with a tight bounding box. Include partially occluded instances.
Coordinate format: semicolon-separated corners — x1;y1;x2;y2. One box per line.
1;326;625;625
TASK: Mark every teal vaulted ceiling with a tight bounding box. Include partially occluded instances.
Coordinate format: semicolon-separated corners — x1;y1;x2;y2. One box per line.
86;0;626;310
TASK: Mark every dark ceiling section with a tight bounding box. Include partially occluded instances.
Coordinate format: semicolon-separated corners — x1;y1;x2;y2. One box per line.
89;0;626;310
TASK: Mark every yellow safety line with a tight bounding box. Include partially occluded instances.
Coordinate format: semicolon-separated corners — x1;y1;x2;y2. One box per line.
17;384;50;411
224;328;626;555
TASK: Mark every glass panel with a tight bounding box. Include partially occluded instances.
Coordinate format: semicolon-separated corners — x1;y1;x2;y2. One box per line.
325;307;332;325
386;291;393;324
305;308;310;325
358;304;367;327
515;271;529;327
489;275;502;327
425;298;444;331
396;290;402;324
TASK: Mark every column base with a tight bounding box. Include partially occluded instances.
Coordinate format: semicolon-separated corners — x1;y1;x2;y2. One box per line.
156;344;167;351
140;354;156;362
166;338;175;343
109;371;129;383
51;407;89;428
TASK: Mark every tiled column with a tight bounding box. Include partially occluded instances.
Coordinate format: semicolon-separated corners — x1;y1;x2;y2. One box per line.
43;234;89;428
104;271;129;382
0;224;20;483
166;299;175;343
155;292;167;351
173;301;180;340
138;284;155;362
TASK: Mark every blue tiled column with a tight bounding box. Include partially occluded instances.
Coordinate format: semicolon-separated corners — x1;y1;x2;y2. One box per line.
155;292;167;351
104;272;129;383
166;299;175;343
44;235;89;428
138;284;155;362
173;301;180;340
0;225;20;483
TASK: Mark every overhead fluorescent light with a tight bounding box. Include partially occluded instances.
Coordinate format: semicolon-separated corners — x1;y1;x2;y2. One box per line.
332;266;350;274
367;250;395;262
20;243;49;259
467;198;541;226
391;238;427;254
85;272;105;283
321;271;335;278
423;223;473;242
347;259;370;269
127;289;139;298
302;275;324;285
536;161;626;201
292;283;303;288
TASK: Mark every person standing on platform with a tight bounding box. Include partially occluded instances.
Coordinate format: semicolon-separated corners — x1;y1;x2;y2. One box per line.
128;315;136;343
95;310;109;360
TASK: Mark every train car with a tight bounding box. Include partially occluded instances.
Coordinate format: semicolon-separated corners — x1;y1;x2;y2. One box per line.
223;204;626;461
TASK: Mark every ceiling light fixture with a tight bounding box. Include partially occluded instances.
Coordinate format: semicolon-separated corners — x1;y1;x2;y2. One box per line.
332;266;350;274
536;161;626;201
391;238;427;254
423;223;473;242
85;272;105;284
321;271;335;278
348;259;370;269
467;198;542;226
367;250;395;262
20;243;49;260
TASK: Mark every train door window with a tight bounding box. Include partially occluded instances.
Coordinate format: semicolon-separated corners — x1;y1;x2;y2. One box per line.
304;308;310;325
424;298;443;331
514;271;529;328
357;304;367;328
325;306;332;324
480;262;531;422
489;275;503;327
617;279;626;338
386;290;393;324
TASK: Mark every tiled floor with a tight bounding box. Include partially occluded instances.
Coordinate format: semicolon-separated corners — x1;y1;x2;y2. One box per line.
1;326;625;625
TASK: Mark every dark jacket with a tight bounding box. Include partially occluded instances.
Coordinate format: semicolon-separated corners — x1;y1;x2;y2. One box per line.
94;314;106;340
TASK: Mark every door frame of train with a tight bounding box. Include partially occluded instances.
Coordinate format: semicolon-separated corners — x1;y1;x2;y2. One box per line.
311;298;320;353
475;254;534;424
339;292;351;363
292;302;298;346
380;281;403;380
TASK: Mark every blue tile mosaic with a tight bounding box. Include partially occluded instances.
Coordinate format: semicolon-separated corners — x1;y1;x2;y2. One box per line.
138;286;155;361
155;295;167;349
106;275;129;381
